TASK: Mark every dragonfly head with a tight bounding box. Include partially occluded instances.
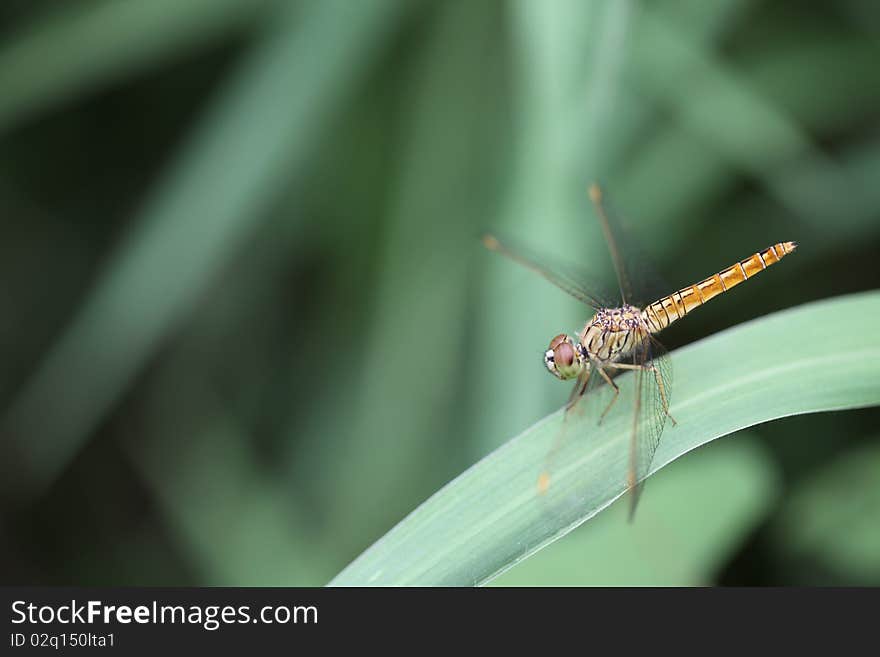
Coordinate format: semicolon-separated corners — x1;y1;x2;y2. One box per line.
544;334;586;380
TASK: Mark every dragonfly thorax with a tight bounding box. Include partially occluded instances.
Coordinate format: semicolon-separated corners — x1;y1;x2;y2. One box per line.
578;304;649;364
591;304;643;332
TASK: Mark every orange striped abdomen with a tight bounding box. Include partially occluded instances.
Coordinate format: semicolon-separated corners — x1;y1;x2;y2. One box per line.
642;241;797;333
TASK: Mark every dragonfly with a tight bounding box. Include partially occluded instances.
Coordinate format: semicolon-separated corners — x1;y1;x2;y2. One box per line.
484;184;797;518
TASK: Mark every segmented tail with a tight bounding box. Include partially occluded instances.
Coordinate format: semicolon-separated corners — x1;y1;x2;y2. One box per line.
642;242;797;333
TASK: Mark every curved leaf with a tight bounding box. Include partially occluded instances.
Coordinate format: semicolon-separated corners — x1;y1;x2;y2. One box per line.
329;291;880;586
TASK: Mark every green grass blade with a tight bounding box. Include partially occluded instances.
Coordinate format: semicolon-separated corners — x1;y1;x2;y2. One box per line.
0;0;273;134
329;291;880;586
0;0;406;498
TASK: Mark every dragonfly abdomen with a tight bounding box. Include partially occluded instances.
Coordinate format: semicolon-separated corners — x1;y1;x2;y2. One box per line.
642;241;797;333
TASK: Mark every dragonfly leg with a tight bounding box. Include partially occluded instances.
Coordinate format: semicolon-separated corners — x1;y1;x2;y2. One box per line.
564;368;591;415
541;369;591;495
607;361;677;425
595;366;619;425
651;364;677;426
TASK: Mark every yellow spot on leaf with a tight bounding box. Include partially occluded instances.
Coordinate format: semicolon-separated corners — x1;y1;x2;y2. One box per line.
537;471;551;495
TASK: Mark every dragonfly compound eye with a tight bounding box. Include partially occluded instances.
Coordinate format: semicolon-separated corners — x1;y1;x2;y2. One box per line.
544;335;582;380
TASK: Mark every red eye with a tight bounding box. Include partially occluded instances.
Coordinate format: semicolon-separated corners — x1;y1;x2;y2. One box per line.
554;341;575;367
548;334;568;350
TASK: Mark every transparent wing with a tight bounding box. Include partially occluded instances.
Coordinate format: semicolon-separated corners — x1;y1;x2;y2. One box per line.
627;335;673;520
483;234;616;310
588;183;671;308
590;183;633;304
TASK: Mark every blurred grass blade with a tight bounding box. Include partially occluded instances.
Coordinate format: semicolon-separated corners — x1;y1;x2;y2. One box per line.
630;6;866;227
771;441;880;584
330;291;880;586
0;0;274;134
0;0;406;497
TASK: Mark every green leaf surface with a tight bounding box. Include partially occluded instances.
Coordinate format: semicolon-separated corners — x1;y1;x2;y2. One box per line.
492;434;778;586
329;291;880;586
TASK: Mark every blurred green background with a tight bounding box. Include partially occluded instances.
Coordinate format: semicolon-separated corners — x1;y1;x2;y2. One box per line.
1;0;879;586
